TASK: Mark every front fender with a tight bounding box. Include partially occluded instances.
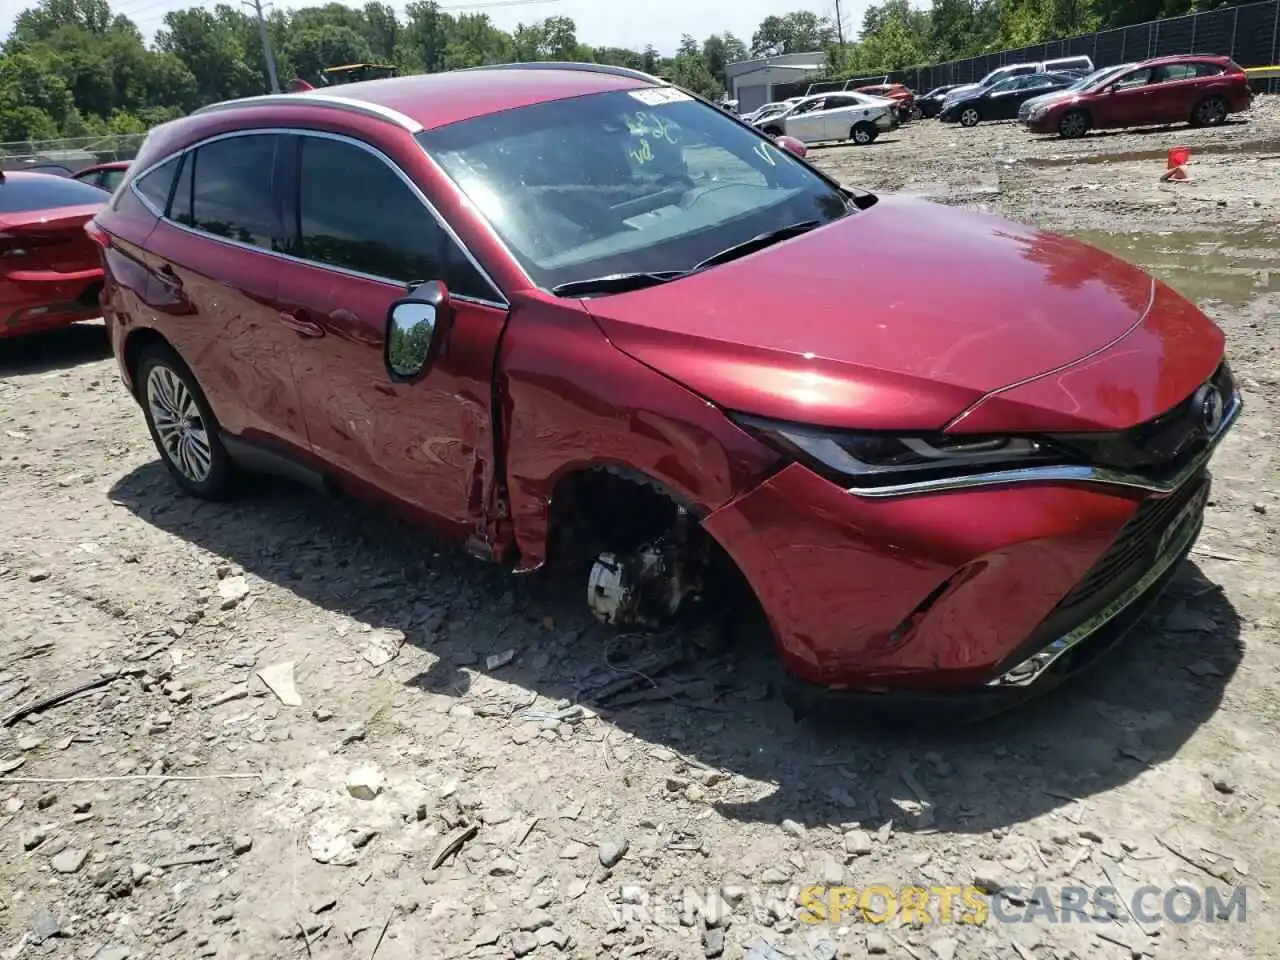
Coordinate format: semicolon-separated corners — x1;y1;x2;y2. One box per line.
497;296;780;571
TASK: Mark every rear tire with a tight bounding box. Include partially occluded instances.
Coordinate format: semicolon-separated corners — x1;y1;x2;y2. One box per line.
137;344;238;500
1058;109;1091;139
851;122;878;145
959;107;981;127
1190;95;1227;127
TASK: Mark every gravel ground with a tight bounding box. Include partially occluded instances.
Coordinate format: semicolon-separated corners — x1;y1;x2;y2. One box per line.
2;98;1279;960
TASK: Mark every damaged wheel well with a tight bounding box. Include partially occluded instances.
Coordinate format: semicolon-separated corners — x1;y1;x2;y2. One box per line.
548;466;699;562
547;466;767;641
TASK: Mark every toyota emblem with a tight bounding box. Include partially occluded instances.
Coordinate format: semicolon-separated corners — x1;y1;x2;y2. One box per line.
1193;382;1225;435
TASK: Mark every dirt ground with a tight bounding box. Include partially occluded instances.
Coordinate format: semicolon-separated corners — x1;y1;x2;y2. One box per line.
2;98;1279;960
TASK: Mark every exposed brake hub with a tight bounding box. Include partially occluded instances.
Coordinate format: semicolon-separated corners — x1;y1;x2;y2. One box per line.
586;509;702;628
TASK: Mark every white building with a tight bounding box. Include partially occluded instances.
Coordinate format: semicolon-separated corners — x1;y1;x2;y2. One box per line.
725;52;829;114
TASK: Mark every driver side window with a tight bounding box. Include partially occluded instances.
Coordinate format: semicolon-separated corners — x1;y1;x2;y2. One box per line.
1113;68;1154;90
294;134;491;300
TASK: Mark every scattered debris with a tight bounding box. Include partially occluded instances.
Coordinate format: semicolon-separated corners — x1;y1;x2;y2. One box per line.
2;673;117;726
362;629;406;667
345;766;384;801
257;661;301;707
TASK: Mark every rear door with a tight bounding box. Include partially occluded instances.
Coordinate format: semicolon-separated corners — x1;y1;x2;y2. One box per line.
1000;75;1065;119
1149;61;1218;123
819;96;863;139
133;132;310;454
275;132;509;538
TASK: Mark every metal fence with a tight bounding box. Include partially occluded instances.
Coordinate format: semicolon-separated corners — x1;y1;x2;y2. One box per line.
0;133;148;175
777;0;1280;99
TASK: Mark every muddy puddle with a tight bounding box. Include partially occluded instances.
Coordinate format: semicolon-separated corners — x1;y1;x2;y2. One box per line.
1072;223;1278;305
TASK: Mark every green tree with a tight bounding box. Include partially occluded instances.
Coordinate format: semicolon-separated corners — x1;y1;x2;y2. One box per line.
750;11;836;56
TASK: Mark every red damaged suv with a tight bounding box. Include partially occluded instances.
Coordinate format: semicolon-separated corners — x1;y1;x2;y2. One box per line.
89;63;1239;714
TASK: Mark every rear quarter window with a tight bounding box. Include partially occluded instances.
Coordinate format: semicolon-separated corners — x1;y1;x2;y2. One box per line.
132;156;181;214
0;175;110;214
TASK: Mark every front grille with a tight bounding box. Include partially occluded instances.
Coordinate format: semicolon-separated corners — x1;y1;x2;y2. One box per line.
1054;472;1208;618
1052;362;1234;473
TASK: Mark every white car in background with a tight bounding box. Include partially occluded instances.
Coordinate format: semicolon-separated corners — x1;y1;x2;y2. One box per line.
743;98;802;124
753;91;899;145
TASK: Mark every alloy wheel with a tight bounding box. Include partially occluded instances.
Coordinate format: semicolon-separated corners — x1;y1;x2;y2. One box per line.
960;108;979;127
146;364;213;483
1059;111;1089;138
854;127;872;144
1194;97;1226;126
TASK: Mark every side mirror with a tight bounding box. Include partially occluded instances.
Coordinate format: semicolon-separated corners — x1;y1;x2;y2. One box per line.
775;135;808;159
384;280;452;382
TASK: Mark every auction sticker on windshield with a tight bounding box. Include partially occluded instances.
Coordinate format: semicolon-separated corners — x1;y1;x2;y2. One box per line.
629;88;693;106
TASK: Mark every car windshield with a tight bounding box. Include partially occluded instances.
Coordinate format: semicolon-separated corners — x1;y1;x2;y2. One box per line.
419;88;853;290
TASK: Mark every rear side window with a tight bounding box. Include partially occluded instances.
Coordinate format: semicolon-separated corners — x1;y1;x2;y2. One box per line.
1156;64;1199;83
0;174;111;214
101;169;126;192
132;156;180;213
1193;62;1225;77
187;135;282;251
294;134;489;298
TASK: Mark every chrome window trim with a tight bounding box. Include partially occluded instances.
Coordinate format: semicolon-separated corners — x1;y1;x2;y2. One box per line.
127;127;507;309
192;93;424;133
846;391;1241;499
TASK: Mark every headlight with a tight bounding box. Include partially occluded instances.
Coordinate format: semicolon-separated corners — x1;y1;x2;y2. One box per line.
733;415;1060;487
1028;105;1048;120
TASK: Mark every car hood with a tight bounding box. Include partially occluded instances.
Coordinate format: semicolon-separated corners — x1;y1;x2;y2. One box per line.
580;195;1213;432
1022;87;1080;112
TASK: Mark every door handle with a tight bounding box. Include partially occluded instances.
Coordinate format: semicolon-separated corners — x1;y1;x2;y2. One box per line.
278;308;325;338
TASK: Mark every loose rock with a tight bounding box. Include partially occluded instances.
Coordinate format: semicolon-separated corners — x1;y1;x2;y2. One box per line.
599;836;629;868
51;847;89;874
346;766;385;801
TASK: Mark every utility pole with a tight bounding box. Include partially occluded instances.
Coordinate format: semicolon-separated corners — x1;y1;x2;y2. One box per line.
243;0;281;94
834;0;845;45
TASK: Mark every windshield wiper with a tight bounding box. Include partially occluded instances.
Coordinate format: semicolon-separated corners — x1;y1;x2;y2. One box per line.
550;220;825;297
690;219;822;272
551;270;687;297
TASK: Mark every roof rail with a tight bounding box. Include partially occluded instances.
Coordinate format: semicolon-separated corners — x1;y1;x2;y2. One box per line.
455;61;665;85
192;92;423;133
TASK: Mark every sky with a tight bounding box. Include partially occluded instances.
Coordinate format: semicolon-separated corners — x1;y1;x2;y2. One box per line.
0;0;875;56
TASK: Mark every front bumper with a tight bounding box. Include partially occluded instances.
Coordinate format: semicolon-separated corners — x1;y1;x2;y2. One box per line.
702;417;1230;709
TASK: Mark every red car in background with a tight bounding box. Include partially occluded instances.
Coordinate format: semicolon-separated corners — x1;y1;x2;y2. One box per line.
857;83;917;120
90;64;1238;717
72;161;131;193
1;171;106;339
1023;54;1253;138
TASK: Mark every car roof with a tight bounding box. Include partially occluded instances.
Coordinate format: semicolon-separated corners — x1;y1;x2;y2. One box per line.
1137;53;1231;67
198;64;661;133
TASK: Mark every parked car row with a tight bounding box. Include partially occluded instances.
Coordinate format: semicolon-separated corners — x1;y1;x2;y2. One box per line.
764;52;1254;142
937;53;1254;136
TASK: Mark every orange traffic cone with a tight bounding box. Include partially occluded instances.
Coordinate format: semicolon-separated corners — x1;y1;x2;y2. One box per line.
1161;145;1191;182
